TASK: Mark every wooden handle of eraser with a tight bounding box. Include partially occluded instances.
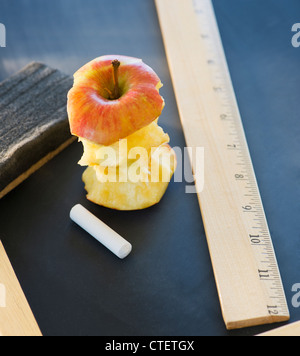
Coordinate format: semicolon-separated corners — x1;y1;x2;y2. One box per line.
0;242;42;336
257;321;300;336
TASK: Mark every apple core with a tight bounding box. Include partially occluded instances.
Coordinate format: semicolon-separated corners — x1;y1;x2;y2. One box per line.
104;60;122;100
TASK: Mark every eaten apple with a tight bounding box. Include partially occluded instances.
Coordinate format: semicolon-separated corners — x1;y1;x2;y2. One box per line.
67;55;177;210
67;55;165;146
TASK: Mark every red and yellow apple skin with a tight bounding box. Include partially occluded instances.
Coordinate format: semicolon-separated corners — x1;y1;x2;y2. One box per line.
67;55;165;146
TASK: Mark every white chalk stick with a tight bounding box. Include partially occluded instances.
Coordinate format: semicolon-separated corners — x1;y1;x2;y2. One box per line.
70;204;132;259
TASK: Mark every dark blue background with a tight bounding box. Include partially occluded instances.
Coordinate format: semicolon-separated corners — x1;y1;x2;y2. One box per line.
0;0;299;336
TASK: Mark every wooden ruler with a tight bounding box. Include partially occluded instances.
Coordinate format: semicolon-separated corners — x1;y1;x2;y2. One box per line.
155;0;289;329
0;242;42;336
257;321;300;336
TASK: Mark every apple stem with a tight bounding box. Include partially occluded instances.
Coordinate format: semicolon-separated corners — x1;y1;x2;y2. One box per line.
104;87;113;98
112;60;121;99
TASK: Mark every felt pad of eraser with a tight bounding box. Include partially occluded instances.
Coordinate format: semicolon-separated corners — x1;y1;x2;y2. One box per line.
0;62;75;199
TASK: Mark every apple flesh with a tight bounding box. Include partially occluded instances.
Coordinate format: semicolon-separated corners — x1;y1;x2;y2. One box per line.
82;143;177;211
67;55;165;146
78;119;170;168
79;119;177;210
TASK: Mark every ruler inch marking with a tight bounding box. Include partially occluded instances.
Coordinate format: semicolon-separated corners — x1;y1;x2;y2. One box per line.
155;0;289;330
